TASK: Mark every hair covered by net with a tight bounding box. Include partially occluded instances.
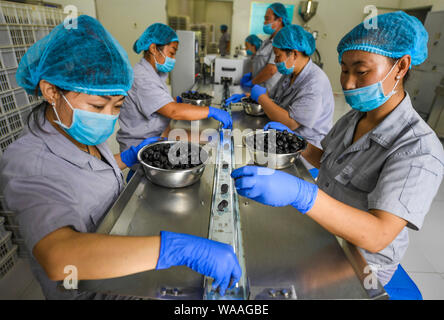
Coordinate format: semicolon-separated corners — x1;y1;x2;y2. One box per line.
133;23;179;54
337;11;428;66
273;25;316;56
246;34;263;50
16;15;133;96
268;2;290;27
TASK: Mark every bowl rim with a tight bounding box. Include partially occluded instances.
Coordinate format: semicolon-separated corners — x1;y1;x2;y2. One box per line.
137;141;209;173
241;96;260;106
243;130;308;156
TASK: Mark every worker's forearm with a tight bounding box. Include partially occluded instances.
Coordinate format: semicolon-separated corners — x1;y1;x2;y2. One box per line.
300;143;323;169
43;230;161;281
307;190;388;253
252;64;277;85
158;103;210;121
114;154;128;171
258;95;299;130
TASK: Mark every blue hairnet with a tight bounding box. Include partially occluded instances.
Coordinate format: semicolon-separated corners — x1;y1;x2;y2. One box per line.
246;34;263;50
337;11;428;66
273;25;316;56
133;23;179;54
268;2;290;27
16;15;133;96
221;24;228;32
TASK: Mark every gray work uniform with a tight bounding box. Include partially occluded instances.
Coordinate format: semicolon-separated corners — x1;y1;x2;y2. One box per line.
219;32;230;56
251;37;282;92
0;114;139;300
316;94;444;286
269;59;334;149
117;58;174;153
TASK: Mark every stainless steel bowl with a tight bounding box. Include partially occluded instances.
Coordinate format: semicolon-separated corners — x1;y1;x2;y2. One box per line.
137;141;209;188
241;97;265;116
243;130;307;169
182;96;213;107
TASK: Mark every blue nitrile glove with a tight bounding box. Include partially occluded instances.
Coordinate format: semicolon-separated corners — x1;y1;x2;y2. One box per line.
121;136;165;167
264;122;294;133
251;85;267;102
231;166;319;214
156;231;242;296
176;96;183;103
208;106;233;129
225;93;246;105
240;73;252;88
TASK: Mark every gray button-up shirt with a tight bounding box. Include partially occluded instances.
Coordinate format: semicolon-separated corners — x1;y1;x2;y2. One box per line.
117;58;173;153
269;59;334;148
0;114;130;299
219;32;230;56
252;37;282;92
316;93;444;285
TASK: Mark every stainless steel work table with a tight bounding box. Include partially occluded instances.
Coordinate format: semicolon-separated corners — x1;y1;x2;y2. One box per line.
78;84;388;300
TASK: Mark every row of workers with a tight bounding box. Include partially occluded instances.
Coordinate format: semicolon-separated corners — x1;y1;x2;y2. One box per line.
0;2;442;300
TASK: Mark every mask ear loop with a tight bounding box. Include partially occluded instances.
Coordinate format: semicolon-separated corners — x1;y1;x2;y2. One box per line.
382;59;401;96
154;48;166;66
52;93;74;129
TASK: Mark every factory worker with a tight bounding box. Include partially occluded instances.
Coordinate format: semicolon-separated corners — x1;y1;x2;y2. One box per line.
239;2;288;93
0;16;241;300
245;34;263;58
117;23;232;155
219;24;231;57
225;34;263;106
249;24;334;152
232;11;443;299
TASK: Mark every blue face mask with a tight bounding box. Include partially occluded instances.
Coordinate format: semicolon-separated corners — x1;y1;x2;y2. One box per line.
343;60;400;112
53;94;119;146
263;23;275;35
276;56;295;75
155;50;176;73
246;49;254;56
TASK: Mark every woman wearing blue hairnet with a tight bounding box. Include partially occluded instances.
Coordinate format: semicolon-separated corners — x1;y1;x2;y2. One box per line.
245;34;263;58
219;24;231;56
248;25;334;165
232;11;443;300
0;16;241;300
117;23;232;171
234;2;288;100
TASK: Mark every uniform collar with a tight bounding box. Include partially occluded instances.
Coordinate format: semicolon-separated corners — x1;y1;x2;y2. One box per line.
291;59;313;87
369;93;416;148
343;93;416;150
33;112;114;170
140;57;168;80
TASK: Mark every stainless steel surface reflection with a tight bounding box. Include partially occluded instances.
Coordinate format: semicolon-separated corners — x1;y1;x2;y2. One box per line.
78;165;215;299
78;83;388;300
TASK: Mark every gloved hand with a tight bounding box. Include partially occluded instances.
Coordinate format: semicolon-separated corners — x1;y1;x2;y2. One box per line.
231;166;319;214
225;93;246;105
264;122;294;133
120;136;165;168
208;107;233;129
251;85;267;102
176;96;183;103
240;73;253;88
156;231;242;296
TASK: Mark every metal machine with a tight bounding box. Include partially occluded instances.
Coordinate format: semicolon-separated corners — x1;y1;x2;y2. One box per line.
298;0;323;69
170;30;197;98
77;80;388;300
214;57;250;85
406;10;444;128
